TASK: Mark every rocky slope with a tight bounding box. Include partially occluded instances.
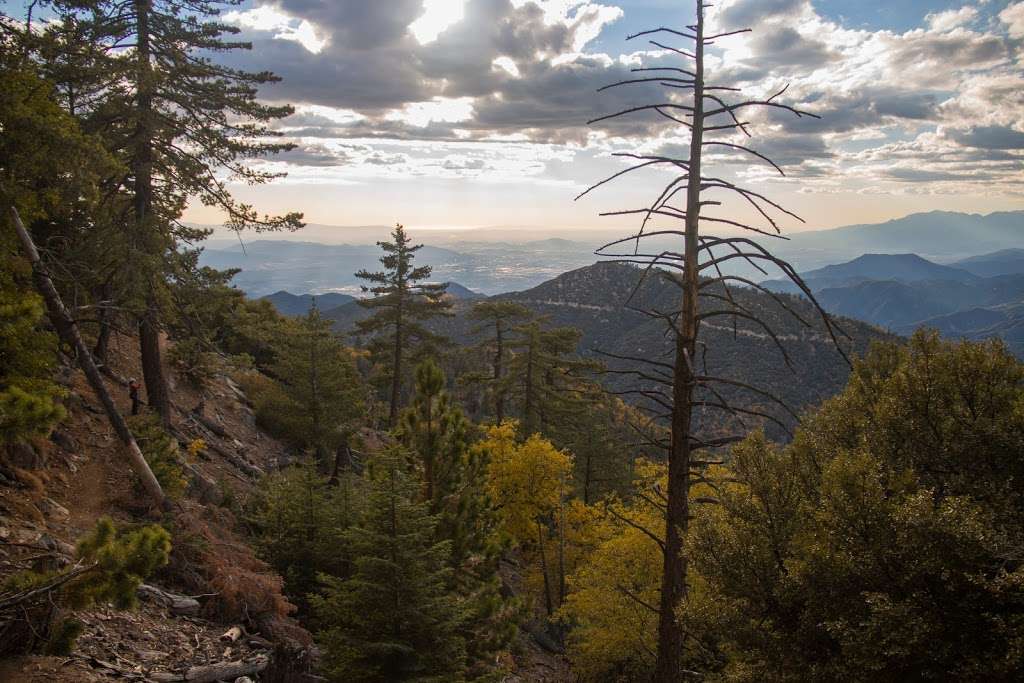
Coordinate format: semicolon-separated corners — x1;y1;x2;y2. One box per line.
0;335;312;682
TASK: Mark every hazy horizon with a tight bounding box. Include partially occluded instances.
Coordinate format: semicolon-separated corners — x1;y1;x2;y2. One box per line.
200;206;1024;248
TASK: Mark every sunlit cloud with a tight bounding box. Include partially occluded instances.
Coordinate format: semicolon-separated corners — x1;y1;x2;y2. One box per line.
1001;2;1024;39
492;56;522;78
410;0;469;44
223;5;327;54
385;97;476;128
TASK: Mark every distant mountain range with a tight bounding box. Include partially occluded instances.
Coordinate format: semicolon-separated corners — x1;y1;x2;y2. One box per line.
762;250;1024;356
775;211;1024;271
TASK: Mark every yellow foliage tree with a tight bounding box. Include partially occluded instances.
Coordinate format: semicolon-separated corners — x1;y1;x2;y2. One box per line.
483;421;572;543
481;421;574;614
558;460;667;680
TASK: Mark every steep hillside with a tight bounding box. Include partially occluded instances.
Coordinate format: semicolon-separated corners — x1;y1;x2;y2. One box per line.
0;337;313;682
500;263;888;433
761;251;1024;354
897;306;1024;357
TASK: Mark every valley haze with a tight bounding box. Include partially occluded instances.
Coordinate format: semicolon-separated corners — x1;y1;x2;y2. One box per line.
200;209;1024;297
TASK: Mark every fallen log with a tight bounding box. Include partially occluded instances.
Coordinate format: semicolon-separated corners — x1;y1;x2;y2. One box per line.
185;655;269;682
10;207;167;509
136;583;201;616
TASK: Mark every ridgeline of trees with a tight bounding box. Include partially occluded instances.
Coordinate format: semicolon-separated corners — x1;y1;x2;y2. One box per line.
2;2;1024;682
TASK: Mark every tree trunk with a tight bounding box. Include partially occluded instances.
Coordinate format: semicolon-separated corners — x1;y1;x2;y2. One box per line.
139;297;170;423
389;313;402;428
132;0;172;425
524;331;536;435
328;440;351;485
92;279;112;364
653;4;704;681
494;320;505;422
536;521;554;616
11;208;167;509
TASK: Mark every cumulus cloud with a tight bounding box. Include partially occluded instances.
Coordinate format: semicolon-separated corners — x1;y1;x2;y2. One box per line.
1000;2;1024;39
926;6;979;33
222;0;1023;196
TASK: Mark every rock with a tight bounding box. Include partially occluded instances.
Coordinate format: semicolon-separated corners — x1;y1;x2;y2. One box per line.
39;497;70;521
5;441;44;470
50;428;79;452
56;365;76;387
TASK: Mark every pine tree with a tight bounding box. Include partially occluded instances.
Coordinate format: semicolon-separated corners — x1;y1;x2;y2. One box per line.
0;276;66;444
251;463;363;615
398;360;518;672
398;359;471;506
47;0;303;423
465;301;533;423
262;307;364;465
354;224;452;426
506;318;586;437
0;52;115;445
311;446;466;682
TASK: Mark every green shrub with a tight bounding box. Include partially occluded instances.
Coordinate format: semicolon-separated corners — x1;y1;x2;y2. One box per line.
128;415;187;499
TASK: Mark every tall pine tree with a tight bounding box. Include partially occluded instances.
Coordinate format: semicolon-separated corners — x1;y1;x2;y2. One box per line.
465;300;532;423
261;307;364;465
398;359;518;675
48;0;303;423
507;318;586;437
354;224;451;426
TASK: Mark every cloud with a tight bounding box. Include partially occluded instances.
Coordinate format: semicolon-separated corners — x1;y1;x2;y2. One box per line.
220;0;1023;196
224;5;328;53
950;125;1024;150
1000;2;1024;39
713;0;809;31
926;6;979;33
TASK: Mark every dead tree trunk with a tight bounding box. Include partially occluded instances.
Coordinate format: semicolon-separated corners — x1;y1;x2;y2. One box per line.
582;1;845;678
11;207;167;509
653;7;706;679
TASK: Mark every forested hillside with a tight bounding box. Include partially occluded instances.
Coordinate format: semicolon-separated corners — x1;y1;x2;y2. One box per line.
327;260;888;439
2;1;1024;682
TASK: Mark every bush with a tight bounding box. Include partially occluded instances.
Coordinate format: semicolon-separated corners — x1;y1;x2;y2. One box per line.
128;414;187;499
0;517;170;656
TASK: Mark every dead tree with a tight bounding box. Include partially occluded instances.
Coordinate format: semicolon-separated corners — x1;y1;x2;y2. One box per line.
579;2;847;679
11;207;167;509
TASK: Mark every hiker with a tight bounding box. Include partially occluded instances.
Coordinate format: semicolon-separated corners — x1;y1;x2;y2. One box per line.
129;378;141;416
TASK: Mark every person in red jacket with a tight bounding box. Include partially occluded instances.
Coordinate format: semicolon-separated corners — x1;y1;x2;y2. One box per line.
128;378;142;416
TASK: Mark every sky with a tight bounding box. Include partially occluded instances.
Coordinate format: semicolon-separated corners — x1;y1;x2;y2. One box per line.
78;1;1024;236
